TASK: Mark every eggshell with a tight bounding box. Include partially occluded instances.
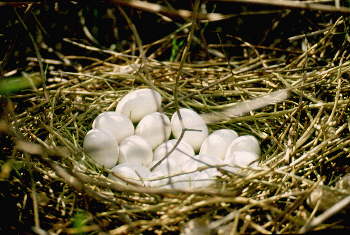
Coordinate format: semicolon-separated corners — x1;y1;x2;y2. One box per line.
146;172;192;190
171;108;208;152
153;139;194;163
151;157;181;176
182;154;223;177
118;135;153;167
145;171;169;188
116;88;162;123
83;129;119;168
225;135;261;156
135;112;171;149
220;165;239;174
109;163;151;186
92;112;134;143
224;151;259;170
191;171;216;189
168;174;192;190
151;139;195;175
199;129;238;160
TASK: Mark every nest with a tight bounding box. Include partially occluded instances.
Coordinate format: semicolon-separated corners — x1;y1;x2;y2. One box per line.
1;3;350;234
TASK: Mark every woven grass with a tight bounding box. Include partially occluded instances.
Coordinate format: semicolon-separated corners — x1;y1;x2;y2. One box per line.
1;2;350;234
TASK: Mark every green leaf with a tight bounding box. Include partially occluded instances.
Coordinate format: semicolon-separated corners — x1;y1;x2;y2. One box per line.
0;73;43;95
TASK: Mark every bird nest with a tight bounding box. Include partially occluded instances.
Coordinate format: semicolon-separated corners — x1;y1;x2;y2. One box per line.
2;13;350;235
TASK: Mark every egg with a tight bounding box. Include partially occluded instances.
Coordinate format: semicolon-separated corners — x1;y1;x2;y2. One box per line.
151;139;195;175
116;88;162;123
146;172;192;190
83;129;119;168
191;171;216;189
145;171;169;188
118;135;153;167
153;139;195;163
225;135;261;156
135;112;171;149
109;163;151;186
92;112;134;143
182;154;223;178
152;157;181;176
199;129;238;160
224;151;259;170
220;165;239;174
171;108;208;152
167;174;192;190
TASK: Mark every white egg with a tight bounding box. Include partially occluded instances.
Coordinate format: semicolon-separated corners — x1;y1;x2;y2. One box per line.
224;151;259;170
151;139;195;175
171;108;209;152
92;112;134;143
220;165;239;174
109;163;151;186
182;154;223;177
167;174;192;190
151;157;181;176
153;139;195;162
145;171;169;188
199;129;238;160
191;171;216;189
83;129;119;168
118;135;153;167
116;88;162;123
153;139;194;163
225;135;261;156
135;112;171;149
146;172;192;190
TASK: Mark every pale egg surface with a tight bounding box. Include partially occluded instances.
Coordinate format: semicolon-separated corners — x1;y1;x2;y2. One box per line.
166;174;192;190
224;150;259;169
171;108;208;152
182;154;223;177
151;157;181;176
191;171;216;189
83;129;119;169
135;112;171;149
225;135;261;156
153;139;194;163
145;171;168;188
151;139;195;175
118;135;153;167
92;111;134;143
116;88;162;123
199;129;238;160
109;163;151;186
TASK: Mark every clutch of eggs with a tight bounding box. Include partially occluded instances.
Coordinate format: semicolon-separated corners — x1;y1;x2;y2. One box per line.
83;88;261;190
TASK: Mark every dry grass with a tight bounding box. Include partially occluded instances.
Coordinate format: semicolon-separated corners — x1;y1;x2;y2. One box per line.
2;1;350;234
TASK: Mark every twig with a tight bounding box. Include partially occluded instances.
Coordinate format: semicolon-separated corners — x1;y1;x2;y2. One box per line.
173;0;199;109
201;89;290;123
0;2;40;7
215;0;350;14
78;9;99;45
288;27;331;41
118;5;145;60
63;38;136;60
107;0;229;21
300;195;350;233
14;9;49;101
150;127;189;171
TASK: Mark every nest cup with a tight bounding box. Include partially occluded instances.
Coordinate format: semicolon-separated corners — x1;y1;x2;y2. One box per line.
83;88;262;190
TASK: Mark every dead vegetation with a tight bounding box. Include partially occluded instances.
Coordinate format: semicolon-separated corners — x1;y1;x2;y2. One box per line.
1;0;350;234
